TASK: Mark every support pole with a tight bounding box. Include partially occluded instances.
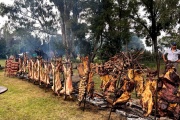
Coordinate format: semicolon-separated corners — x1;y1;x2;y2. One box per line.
155;48;160;120
108;56;125;120
82;55;90;111
64;61;68;100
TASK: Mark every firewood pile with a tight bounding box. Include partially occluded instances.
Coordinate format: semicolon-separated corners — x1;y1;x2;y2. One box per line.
82;50;179;120
95;50;147;97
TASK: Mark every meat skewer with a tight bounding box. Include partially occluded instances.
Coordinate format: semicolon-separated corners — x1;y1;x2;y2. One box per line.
51;58;62;96
60;61;73;98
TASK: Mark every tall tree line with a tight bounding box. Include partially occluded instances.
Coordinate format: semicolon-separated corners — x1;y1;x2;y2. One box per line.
0;0;179;60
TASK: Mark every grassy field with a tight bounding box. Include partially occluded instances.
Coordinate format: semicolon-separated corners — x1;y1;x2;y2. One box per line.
0;59;179;120
0;59;120;120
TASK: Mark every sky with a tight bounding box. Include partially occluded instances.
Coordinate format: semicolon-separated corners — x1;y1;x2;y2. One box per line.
0;0;14;5
0;0;14;28
0;16;7;28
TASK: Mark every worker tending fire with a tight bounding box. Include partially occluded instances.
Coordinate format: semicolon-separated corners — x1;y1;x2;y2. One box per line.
4;50;180;120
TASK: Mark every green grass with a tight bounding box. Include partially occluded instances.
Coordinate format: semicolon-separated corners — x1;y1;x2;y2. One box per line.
0;75;116;120
0;59;5;66
0;59;120;120
0;59;179;120
93;75;102;92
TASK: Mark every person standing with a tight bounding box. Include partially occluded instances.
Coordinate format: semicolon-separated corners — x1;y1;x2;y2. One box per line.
162;41;180;71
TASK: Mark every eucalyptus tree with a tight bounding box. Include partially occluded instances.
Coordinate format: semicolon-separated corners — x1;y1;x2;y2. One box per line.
1;23;42;56
129;0;180;53
0;37;6;58
1;0;86;58
0;23;17;56
159;30;180;49
0;0;60;43
49;0;85;58
80;0;131;61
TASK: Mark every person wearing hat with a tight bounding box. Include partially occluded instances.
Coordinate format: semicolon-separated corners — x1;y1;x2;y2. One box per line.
162;41;180;71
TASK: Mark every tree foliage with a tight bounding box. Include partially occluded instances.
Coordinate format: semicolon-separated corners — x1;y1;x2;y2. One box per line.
0;37;6;58
1;0;180;60
0;0;60;36
80;0;132;61
0;0;64;57
49;0;86;57
129;0;180;53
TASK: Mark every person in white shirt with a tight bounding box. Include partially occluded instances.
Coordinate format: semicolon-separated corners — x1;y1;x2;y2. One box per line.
162;42;180;71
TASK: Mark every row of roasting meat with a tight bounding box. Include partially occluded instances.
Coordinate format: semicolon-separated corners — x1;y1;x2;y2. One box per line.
4;51;180;120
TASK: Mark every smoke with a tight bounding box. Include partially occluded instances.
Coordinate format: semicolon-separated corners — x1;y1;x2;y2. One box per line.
16;34;66;60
